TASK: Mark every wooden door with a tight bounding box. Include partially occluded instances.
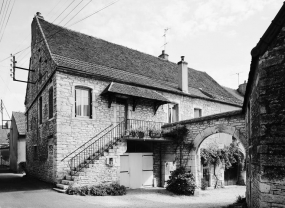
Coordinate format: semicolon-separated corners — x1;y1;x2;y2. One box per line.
224;163;238;186
120;154;130;188
129;153;142;189
142;154;153;187
115;98;127;123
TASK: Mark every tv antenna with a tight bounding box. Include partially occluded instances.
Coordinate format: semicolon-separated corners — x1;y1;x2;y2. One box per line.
162;28;170;51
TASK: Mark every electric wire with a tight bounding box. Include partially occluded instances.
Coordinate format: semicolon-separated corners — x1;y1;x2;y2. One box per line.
0;0;120;63
63;0;92;26
2;99;11;119
58;0;84;25
52;0;76;23
0;0;8;35
0;0;11;36
0;0;16;42
0;1;4;23
46;0;64;18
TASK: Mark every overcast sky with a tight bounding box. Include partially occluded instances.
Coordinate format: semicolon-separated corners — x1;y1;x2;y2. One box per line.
0;0;282;119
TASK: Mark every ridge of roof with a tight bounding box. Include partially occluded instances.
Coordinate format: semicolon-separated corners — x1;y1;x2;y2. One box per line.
36;18;242;106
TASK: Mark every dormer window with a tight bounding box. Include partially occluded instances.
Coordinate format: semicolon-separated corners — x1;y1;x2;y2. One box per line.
75;87;92;118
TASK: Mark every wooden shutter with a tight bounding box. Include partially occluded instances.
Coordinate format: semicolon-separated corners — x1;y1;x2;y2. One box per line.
89;89;92;118
75;89;77;117
49;88;53;119
39;97;42;124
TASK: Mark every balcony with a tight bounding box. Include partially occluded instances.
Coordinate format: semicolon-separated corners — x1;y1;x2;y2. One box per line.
124;119;170;142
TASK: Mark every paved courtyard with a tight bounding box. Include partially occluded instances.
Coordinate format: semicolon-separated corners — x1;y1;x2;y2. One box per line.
0;170;246;208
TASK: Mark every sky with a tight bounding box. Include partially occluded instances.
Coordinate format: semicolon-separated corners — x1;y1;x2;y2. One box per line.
0;0;283;120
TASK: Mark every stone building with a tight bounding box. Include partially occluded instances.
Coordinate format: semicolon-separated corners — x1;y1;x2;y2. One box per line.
9;112;26;172
24;13;243;191
243;3;285;208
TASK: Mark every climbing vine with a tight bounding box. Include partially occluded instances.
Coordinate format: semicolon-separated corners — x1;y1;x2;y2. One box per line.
200;142;243;169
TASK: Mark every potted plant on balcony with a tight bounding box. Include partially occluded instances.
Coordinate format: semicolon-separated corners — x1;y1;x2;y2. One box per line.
148;128;162;138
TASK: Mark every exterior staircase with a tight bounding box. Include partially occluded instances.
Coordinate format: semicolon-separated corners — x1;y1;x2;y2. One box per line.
53;121;126;193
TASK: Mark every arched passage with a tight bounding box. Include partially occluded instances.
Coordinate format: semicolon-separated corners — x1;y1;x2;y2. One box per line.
162;110;246;188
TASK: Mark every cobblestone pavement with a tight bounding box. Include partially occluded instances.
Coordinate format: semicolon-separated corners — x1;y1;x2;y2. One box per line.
0;172;245;208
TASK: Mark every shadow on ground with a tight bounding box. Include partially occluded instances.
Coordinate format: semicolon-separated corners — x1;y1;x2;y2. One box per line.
0;166;54;193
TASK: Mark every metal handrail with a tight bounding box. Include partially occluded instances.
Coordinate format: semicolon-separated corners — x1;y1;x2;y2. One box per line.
68;119;166;176
69;120;125;176
61;123;113;162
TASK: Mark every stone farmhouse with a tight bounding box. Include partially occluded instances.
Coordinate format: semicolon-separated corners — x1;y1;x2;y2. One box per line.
25;13;246;192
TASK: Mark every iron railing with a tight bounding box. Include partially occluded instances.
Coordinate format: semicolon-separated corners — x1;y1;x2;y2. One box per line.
61;123;113;162
69;121;126;176
126;119;165;137
68;119;166;176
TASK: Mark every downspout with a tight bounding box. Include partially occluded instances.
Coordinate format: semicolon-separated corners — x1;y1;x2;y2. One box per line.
159;143;162;187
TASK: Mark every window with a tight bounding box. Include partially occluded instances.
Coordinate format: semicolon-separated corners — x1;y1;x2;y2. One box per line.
168;104;179;123
194;108;202;118
49;87;53;119
75;87;92;118
33;145;38;160
39;97;43;124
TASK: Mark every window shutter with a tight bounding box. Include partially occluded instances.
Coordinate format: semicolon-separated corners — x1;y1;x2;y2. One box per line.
75;89;77;117
49;88;53;119
89;89;92;119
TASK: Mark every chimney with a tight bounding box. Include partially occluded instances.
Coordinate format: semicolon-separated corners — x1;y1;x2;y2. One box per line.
238;80;247;95
177;56;188;93
158;50;169;61
36;12;44;19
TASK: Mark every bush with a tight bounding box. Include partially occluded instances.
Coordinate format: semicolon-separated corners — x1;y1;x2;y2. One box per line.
166;167;196;195
66;183;126;196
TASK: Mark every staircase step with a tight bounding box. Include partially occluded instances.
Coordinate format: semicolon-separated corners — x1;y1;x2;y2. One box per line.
56;183;69;190
53;188;66;193
61;180;74;185
70;171;85;176
66;175;78;181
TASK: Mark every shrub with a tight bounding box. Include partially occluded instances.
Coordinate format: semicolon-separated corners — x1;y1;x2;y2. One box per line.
66;183;126;196
166;167;196;195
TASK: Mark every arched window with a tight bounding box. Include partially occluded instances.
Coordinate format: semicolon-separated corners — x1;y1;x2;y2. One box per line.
75;87;92;118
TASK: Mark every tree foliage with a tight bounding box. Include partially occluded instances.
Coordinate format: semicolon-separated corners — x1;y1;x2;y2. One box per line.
200;142;243;169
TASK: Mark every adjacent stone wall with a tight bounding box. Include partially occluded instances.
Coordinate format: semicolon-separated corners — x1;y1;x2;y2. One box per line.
246;27;285;208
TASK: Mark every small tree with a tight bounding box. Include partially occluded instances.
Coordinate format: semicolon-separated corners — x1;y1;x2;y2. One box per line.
166;167;196;195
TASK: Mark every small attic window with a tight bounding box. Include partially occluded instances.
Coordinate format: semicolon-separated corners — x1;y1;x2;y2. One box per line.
199;88;214;98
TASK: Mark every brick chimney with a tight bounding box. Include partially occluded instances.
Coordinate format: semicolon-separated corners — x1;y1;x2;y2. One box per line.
177;56;188;93
238;80;247;95
158;50;169;61
36;12;44;19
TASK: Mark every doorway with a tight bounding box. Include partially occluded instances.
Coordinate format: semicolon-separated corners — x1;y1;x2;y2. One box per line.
115;98;128;123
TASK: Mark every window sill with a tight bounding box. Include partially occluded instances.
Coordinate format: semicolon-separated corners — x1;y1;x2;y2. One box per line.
73;116;93;121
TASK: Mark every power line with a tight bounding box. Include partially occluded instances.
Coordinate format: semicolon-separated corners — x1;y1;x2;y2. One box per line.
0;0;16;42
0;0;9;35
52;0;76;23
0;0;120;63
58;0;84;25
0;1;4;21
0;0;12;36
68;0;120;27
46;0;64;18
63;0;92;26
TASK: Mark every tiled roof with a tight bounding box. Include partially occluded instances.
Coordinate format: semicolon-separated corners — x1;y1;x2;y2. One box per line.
37;18;242;106
103;82;171;103
223;87;244;102
0;126;9;144
12;112;26;136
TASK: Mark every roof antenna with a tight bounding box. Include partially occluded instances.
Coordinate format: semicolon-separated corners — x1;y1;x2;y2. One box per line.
162;28;170;51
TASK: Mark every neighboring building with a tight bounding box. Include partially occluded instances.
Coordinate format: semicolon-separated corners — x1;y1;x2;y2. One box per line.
25;13;243;190
0;126;9;166
243;3;285;208
9;112;26;172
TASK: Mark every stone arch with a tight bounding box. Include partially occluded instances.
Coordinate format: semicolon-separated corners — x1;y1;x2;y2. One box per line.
193;124;247;153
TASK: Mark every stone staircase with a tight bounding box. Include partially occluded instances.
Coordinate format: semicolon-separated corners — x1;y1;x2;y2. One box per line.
53;138;127;193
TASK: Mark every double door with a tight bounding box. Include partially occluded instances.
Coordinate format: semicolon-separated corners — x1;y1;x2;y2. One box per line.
120;153;153;189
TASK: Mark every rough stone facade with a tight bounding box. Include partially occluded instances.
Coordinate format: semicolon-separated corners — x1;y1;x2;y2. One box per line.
245;27;285;208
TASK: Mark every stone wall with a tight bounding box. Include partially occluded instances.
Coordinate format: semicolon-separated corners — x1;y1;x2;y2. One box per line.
25;17;57;183
246;27;285;208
